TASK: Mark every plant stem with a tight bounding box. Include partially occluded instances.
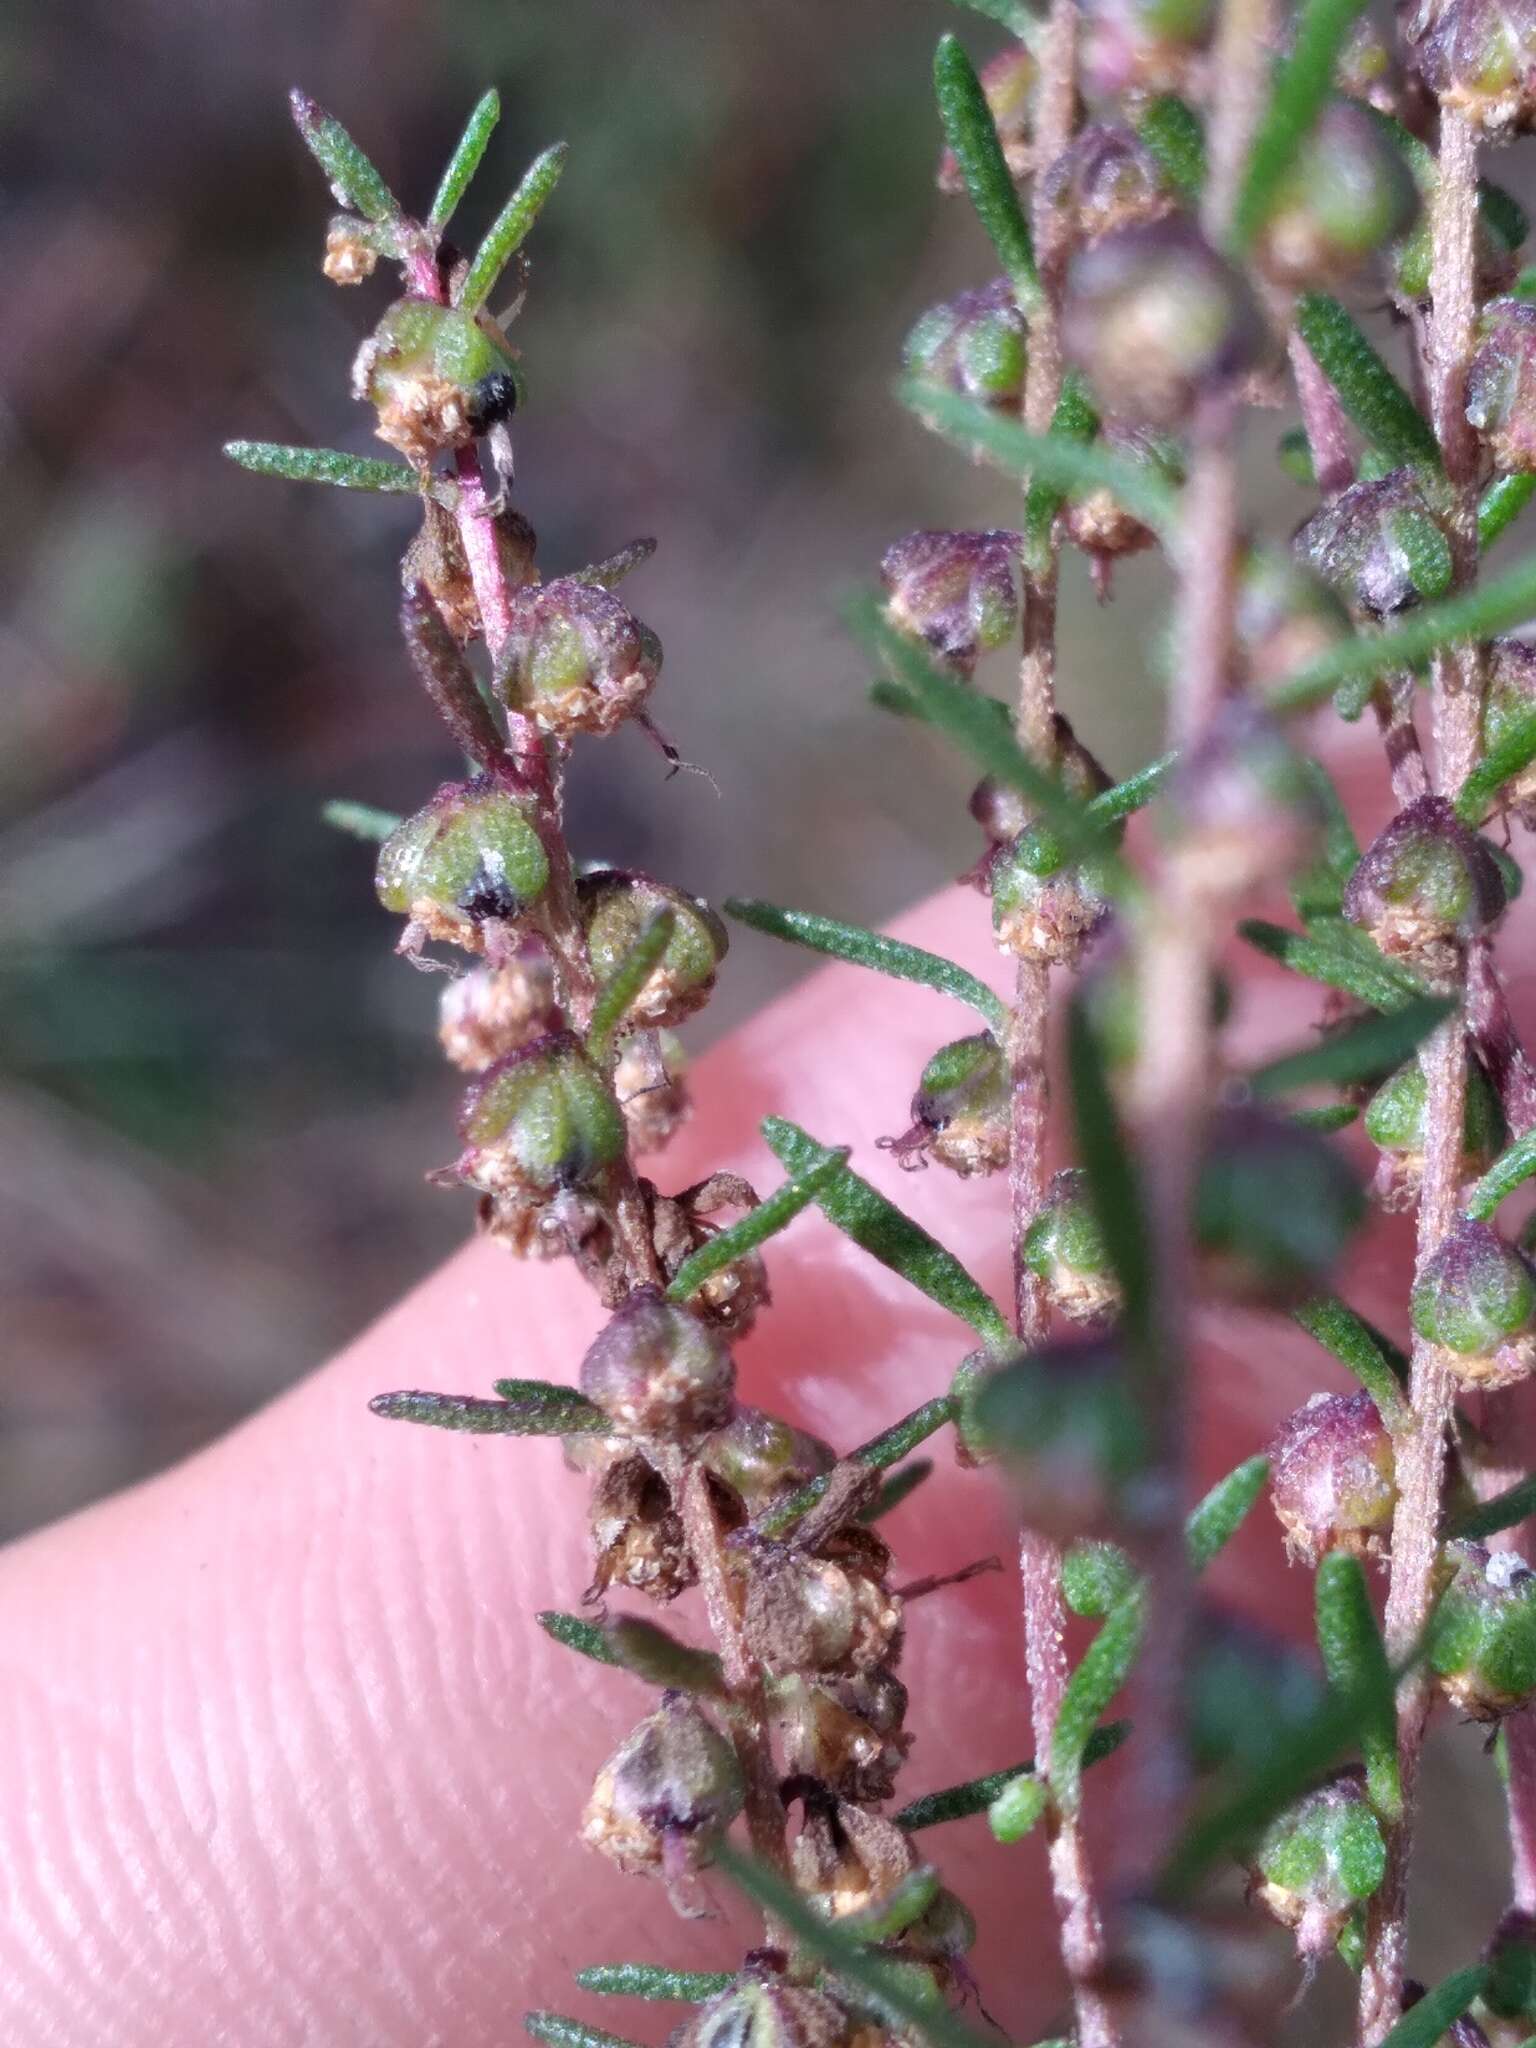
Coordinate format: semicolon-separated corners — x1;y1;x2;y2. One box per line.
1359;108;1483;2046
1288;329;1356;497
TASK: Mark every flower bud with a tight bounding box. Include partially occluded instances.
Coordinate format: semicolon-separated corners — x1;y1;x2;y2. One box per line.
1411;1217;1536;1387
438;950;558;1072
353;298;520;467
497;578;661;737
1364;1052;1506;1211
581;1695;743;1880
589;1452;696;1603
1062;219;1270;428
458;1032;625;1197
905;281;1028;409
779;1666;911;1804
1234;548;1353;687
1468;298;1536;472
1023;1167;1121;1325
1253;102;1418;288
1297;469;1455;619
1081;0;1216;96
1409;0;1536;135
1197;1107;1365;1302
879;530;1020;679
1429;1540;1536;1719
580;1286;736;1437
580;871;728;1029
615;1028;691;1153
376;775;549;956
743;1530;903;1678
1040;123;1175;248
1162;700;1321;901
1342;795;1508;979
1269;1390;1398;1566
989;833;1113;966
1480;640;1536;829
889;1032;1011;1177
1252;1772;1387;1958
700;1406;836;1510
674;1972;862;2048
937;47;1036;190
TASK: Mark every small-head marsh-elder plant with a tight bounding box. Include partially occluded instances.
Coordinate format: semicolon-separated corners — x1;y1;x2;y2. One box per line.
225;9;1536;2040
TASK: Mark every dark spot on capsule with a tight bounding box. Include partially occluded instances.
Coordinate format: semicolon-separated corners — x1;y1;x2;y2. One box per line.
467;371;519;433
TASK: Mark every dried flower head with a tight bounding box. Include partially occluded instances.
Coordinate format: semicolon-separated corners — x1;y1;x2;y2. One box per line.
615;1028;691;1152
1269;1390;1398;1565
1081;0;1217;96
989;832;1114;966
700;1406;836;1511
742;1529;903;1678
672;1967;861;2048
905;280;1028;408
1040;122;1175;248
498;578;662;737
780;1665;911;1803
438;950;558;1071
650;1177;772;1338
581;1694;744;1885
323;216;380;284
376;775;549;957
880;530;1020;678
1062;218;1270;427
1411;1216;1536;1386
588;1451;696;1602
580;1286;737;1437
1409;0;1536;134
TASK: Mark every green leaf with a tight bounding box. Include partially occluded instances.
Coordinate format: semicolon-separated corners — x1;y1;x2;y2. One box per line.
1248;995;1453;1097
1062;1539;1137;1617
1457;705;1536;824
1289;1295;1412;1432
458;141;569;314
1315;1552;1401;1818
490;1375;608;1418
714;1845;999;2048
892;1722;1130;1830
1270;552;1536;713
1291;757;1362;920
525;2015;648;2048
725;899;1007;1028
1066;997;1154;1352
288;90;401;222
903;381;1181;540
859;1458;934;1523
1237;917;1429;1012
1135;93;1207;202
1024;374;1099;569
945;0;1037;33
1292;293;1440;472
850;601;1104;863
664;1144;851;1302
1448;1470;1536;1541
1051;1581;1147;1814
429;89;501;230
368;1387;607;1435
754;1396;961;1540
535;1611;725;1693
585;909;676;1066
1377;1969;1490;2048
1466;1128;1536;1220
223;440;422;493
1481;472;1536;551
1089;751;1177;827
932;34;1038;303
763;1114;1011;1346
1290;1103;1360;1132
571;538;658;589
321;799;402;842
574;1967;733;2003
1231;0;1371;252
1186;1455;1270;1572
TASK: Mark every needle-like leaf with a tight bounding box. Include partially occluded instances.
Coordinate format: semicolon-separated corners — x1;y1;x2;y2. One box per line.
725;900;1007;1028
1315;1552;1401;1817
429;89;501;230
586;910;675;1067
321;799;402;842
574;1966;732;2002
1248;996;1453;1097
664;1145;851;1301
1289;1296;1411;1432
1292;293;1439;472
892;1722;1130;1830
224;441;422;493
458;142;569;313
932;34;1038;303
369;1386;607;1435
1230;0;1372;252
289;90;401;222
1466;1128;1536;1220
1186;1455;1270;1572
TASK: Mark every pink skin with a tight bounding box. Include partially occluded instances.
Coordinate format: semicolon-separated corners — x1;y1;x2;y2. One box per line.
0;729;1499;2044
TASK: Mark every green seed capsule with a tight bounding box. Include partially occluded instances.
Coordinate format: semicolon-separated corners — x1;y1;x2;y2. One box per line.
905;281;1028;408
498;579;662;738
989;832;1113;966
1411;1217;1536;1388
900;1032;1011;1178
580;871;728;1028
1023;1167;1121;1325
1254;101;1417;289
1429;1540;1536;1721
375;776;549;955
1342;794;1508;982
1269;1390;1397;1566
1363;1053;1506;1211
581;1695;743;1880
458;1031;625;1197
353;297;521;467
1481;638;1536;825
1253;1773;1387;1959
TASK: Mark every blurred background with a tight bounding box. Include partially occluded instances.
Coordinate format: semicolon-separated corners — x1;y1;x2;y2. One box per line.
0;0;1190;1541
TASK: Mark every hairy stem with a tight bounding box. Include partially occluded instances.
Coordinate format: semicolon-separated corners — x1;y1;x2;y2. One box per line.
1360;109;1483;2043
